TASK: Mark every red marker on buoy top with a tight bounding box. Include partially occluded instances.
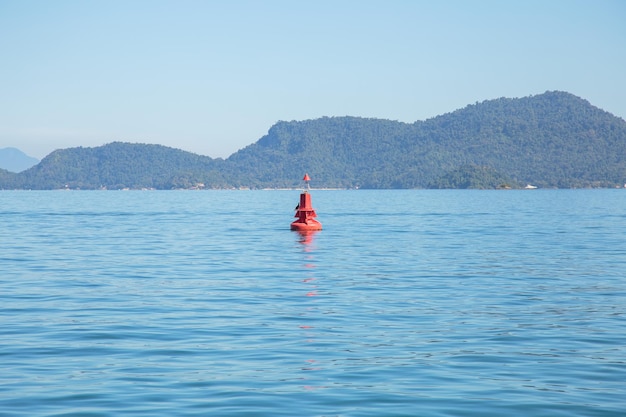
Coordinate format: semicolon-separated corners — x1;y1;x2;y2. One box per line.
290;173;322;231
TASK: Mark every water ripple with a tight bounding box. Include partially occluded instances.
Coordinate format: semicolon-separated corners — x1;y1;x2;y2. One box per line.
1;190;625;416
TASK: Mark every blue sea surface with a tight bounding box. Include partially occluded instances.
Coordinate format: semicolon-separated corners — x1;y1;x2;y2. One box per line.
1;189;625;416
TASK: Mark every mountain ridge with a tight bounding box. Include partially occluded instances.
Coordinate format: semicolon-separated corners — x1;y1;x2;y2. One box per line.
2;91;625;189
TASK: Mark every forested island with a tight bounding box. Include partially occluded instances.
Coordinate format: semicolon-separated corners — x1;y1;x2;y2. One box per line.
1;91;625;190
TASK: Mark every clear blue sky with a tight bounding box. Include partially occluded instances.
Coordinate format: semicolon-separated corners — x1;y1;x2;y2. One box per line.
1;0;624;160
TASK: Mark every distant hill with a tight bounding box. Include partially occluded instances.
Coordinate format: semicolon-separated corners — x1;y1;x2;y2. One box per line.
6;142;227;190
0;147;39;173
1;91;625;189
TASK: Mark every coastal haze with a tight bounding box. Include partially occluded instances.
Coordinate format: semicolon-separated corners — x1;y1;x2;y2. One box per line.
0;147;39;172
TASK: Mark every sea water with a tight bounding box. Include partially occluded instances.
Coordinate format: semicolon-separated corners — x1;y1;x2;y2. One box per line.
1;189;625;416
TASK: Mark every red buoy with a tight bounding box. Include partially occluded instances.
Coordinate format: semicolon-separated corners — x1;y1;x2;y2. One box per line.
291;174;322;231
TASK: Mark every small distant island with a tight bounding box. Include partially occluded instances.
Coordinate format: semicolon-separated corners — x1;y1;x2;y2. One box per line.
1;91;625;190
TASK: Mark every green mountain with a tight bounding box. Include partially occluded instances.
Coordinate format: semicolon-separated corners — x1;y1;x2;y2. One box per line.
2;91;625;190
5;142;228;190
228;91;626;189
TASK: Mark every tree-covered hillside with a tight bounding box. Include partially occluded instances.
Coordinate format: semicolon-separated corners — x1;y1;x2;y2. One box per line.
421;91;626;188
1;91;625;190
227;91;626;189
6;142;228;190
227;117;411;188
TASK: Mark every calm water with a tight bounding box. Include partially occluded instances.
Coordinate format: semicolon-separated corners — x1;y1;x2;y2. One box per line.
1;190;625;416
